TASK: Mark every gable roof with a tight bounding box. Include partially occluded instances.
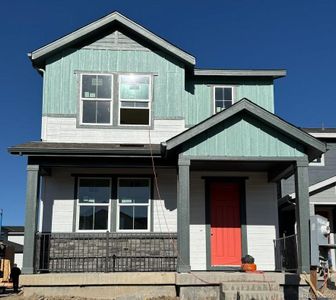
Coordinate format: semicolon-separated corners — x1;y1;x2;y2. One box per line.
29;11;196;67
163;98;326;160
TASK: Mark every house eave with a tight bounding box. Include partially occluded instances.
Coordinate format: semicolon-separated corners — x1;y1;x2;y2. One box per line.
194;68;287;79
8;142;162;158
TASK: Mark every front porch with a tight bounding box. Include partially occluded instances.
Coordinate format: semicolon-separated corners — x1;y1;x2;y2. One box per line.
11;99;326;276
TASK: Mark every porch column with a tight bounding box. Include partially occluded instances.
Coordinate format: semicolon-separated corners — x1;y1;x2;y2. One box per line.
294;159;310;273
22;164;40;274
177;158;191;273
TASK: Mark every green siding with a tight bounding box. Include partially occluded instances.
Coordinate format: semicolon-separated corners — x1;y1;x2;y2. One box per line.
43;47;275;125
183;114;305;157
236;83;274;113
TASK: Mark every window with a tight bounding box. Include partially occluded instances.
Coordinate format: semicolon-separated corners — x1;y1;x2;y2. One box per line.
80;74;113;124
214;86;234;113
309;154;325;166
77;178;111;231
119;75;151;125
117;178;150;231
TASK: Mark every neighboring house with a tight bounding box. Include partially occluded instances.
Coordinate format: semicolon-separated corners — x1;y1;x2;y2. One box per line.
9;11;326;275
1;226;24;269
279;128;336;266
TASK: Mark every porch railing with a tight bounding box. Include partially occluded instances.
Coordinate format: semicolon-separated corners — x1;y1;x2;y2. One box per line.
35;232;177;273
274;234;298;272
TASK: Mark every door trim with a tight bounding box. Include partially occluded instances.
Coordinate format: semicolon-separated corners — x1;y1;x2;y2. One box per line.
204;177;248;271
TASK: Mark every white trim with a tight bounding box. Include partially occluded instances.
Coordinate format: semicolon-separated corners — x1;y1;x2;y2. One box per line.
118;74;152;127
76;177;112;232
309;153;325;166
289;175;336;199
79;73;113;126
116;177;151;232
213;85;235;114
308;132;336;138
311;201;336;205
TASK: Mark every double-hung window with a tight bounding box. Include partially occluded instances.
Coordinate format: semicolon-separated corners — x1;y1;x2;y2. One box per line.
77;178;111;231
214;86;234;113
117;178;151;231
80;74;113;124
119;74;151;125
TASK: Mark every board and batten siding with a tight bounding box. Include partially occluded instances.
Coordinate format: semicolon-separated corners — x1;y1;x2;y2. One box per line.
39;168;177;233
189;171;278;271
183;114;305;157
41;29;275;143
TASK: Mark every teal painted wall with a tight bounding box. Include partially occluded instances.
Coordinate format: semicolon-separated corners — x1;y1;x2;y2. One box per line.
43;47;275;125
183;114;305;157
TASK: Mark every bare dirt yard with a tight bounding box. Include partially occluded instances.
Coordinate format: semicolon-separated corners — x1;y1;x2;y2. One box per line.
0;291;178;300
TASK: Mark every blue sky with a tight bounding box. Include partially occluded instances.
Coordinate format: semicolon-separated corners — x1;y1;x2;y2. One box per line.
1;0;335;226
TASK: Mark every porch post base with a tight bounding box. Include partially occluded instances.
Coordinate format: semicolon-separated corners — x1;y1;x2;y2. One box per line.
298;265;310;274
177;264;191;273
22;267;35;275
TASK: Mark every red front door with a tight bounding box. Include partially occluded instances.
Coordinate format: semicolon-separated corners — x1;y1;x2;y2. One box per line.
210;182;242;266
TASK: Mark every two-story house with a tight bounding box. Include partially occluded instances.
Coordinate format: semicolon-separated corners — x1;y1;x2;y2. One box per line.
9;12;326;278
279;128;336;267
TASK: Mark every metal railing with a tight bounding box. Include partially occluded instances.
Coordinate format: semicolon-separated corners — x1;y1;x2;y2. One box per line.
274;234;298;272
35;232;177;273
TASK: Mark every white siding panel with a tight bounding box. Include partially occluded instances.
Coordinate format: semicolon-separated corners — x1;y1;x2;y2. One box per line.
190;173;207;270
42;116;186;144
153;169;177;232
245;173;278;271
7;235;24;245
42;169;75;233
14;253;23;269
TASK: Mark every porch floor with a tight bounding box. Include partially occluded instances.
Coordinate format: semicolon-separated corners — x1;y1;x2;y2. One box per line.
21;271;306;286
20;272;309;300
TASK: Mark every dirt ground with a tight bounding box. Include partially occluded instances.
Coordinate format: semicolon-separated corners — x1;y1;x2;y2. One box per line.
0;291;178;300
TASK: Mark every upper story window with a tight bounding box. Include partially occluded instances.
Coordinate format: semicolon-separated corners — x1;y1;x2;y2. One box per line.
119;75;151;125
214;86;234;113
80;74;113;124
309;154;325;166
79;73;152;126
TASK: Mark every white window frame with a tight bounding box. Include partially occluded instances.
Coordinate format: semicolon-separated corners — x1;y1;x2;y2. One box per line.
79;73;113;125
116;177;151;232
76;177;112;232
118;74;152;126
309;154;325;166
213;85;235;114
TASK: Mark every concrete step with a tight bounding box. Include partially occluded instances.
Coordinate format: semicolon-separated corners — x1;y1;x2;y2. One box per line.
222;290;285;300
221;282;280;292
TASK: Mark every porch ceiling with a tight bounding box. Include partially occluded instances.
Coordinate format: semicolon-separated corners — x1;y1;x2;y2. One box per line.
189;159;294;182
